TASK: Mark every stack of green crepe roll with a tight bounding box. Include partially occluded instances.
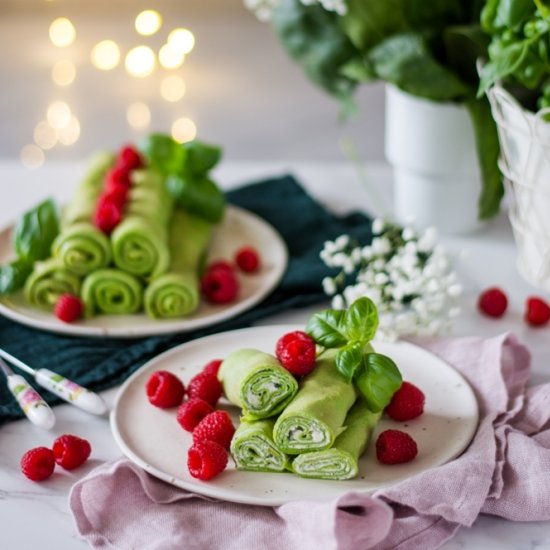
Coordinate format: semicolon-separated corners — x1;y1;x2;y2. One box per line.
218;348;381;480
24;151;215;319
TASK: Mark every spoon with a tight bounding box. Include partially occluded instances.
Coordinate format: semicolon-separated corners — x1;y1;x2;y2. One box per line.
0;357;56;429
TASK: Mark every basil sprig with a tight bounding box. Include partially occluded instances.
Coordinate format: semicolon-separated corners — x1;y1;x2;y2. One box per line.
1;198;59;296
306;297;402;412
139;134;225;223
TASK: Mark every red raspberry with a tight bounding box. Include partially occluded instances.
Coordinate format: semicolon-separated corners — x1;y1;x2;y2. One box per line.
94;200;123;234
275;330;317;376
100;187;128;210
52;434;92;470
201;359;223;378
235;246;261;273
117;145;143;171
176;398;214;432
376;429;418;465
200;269;239;304
187;440;228;480
20;447;56;481
192;410;235;449
146;370;185;408
524;296;550;326
478;287;508;318
104;166;132;191
187;371;222;406
54;293;84;323
206;260;234;274
385;381;425;421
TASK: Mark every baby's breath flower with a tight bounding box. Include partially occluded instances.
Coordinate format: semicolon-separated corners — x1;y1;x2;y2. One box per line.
319;222;461;341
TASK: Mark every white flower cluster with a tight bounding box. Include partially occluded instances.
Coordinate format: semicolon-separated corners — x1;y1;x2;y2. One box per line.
244;0;347;22
320;219;462;341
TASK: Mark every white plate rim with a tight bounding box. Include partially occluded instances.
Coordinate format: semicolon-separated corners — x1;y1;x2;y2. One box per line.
110;325;480;506
0;205;288;338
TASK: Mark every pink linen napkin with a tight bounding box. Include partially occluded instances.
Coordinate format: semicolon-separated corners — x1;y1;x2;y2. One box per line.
70;333;550;550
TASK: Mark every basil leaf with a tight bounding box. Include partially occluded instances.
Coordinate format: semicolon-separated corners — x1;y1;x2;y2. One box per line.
306;308;348;348
355;352;402;412
344;297;379;343
0;258;33;295
13;198;59;263
335;341;364;382
139;133;186;176
182;140;222;177
166;175;226;223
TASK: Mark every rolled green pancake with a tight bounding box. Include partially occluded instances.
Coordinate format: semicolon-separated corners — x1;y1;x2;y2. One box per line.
111;170;173;278
24;259;81;310
291;399;381;480
52;151;115;275
230;419;288;472
52;222;111;277
218;349;298;421
81;268;143;316
273;349;356;454
144;209;212;319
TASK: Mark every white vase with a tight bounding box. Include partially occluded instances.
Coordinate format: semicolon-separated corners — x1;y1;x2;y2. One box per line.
384;85;483;234
487;84;550;291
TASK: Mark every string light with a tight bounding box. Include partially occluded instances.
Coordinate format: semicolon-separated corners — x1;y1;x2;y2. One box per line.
33;121;58;150
127;102;151;129
171;117;196;143
47;101;72;130
135;10;162;36
125;46;155;77
49;17;76;48
20;145;45;169
160;75;186;102
167;28;195;54
91;40;120;71
51;60;76;86
158;43;185;69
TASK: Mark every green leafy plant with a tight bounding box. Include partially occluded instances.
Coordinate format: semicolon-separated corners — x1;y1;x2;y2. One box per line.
478;0;550;111
266;0;503;220
0;198;60;295
306;296;402;411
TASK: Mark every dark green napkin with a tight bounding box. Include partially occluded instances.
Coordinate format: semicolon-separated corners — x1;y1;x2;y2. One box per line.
0;174;372;424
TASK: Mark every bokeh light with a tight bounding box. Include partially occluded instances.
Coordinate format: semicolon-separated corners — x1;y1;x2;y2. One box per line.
57;115;81;145
33;121;57;150
51;60;76;86
47;101;72;130
135;10;162;36
20;145;45;169
158;43;185;69
167;28;195;54
91;40;120;71
125;46;155;77
127;102;151;129
49;17;76;48
171;117;196;143
160;75;186;102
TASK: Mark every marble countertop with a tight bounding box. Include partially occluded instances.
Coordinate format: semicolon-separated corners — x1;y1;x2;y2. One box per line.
0;160;549;549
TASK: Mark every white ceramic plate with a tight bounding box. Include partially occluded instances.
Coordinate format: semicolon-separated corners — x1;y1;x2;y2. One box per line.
0;206;287;337
110;325;479;506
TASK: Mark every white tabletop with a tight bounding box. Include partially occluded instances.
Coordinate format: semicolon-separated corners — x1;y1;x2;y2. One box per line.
0;160;549;549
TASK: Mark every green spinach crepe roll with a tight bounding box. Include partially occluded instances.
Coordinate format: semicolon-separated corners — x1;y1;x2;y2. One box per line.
291;399;381;480
230;419;288;472
81;268;142;316
144;209;212;319
24;259;81;310
218;349;298;421
111;169;173;278
52;152;115;276
273;349;356;454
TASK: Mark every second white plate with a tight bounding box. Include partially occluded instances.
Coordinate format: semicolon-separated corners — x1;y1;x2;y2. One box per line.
0;206;288;337
110;325;479;506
